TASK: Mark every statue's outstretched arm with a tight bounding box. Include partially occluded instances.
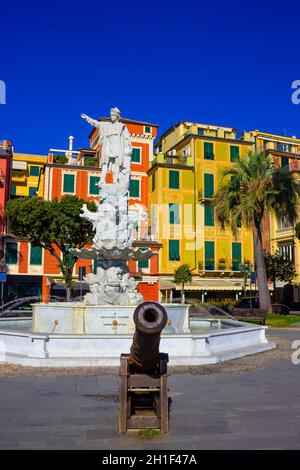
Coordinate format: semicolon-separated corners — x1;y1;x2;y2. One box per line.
81;113;100;128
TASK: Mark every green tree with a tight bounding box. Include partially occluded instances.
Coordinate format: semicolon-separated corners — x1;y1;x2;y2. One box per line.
213;151;299;314
5;195;96;301
174;263;192;304
264;251;296;301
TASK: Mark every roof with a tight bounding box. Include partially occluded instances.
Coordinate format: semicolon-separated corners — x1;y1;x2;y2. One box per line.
157;120;238;143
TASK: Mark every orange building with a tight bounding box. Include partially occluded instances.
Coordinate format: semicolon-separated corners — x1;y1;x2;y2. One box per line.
4;120;160;302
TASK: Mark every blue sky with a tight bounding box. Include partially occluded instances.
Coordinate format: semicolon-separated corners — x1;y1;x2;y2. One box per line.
1;0;300;154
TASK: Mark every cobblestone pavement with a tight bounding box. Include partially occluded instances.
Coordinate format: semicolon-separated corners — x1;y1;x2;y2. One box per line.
0;329;299;450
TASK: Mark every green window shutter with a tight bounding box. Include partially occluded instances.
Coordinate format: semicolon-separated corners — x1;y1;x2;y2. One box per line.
132;148;141;163
63;174;75;193
204;204;214;226
138;259;149;269
281;157;289;168
11;185;16;196
30;245;42;265
169;203;180;224
89;176;100;195
230;146;240;162
129;179;140;198
144;126;151;134
169;240;180;261
232;242;242;271
205;241;215;270
29;187;37;197
169;170;179;189
204;174;214;198
5;242;18;265
152;172;156;192
204;142;214;160
29;166;40;176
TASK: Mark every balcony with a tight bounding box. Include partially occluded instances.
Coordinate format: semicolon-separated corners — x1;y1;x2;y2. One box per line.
151;152;190;168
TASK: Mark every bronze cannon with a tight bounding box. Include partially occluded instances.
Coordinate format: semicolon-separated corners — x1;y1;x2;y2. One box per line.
119;301;169;433
127;301;168;374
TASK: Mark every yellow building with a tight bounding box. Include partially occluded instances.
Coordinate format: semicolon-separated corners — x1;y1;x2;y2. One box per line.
247;130;300;303
149;121;255;301
11;152;47;198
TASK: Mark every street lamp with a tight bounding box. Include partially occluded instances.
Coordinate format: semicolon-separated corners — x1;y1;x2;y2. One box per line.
238;261;254;298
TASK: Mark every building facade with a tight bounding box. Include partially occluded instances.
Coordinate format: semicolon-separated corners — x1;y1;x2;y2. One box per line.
149;121;255;301
247;130;300;304
0;140;13;261
11;152;48;198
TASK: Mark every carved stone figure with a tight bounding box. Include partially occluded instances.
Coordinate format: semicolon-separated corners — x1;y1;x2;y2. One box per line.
81;107;132;184
72;107;154;306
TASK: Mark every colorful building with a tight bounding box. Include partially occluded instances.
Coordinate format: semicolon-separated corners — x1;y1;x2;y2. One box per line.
247;130;300;304
4;120;161;303
11;152;48;198
0;140;13;261
149;121;254;302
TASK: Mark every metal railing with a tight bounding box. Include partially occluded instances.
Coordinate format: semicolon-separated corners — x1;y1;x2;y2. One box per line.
0;295;64;316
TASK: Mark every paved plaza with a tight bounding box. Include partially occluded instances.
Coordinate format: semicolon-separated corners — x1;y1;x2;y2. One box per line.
0;328;299;450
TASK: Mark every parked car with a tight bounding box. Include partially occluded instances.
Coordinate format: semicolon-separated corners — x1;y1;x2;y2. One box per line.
233;297;290;315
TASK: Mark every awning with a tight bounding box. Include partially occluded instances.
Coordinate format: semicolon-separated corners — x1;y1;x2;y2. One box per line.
159;277;273;292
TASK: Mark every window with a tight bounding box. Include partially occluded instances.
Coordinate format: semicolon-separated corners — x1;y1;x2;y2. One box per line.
281;157;289;168
169;203;180;224
63;174;75;193
152;172;156;192
198;128;205;136
89;176;100;195
232;242;241;271
204;142;214;160
138;259;149;269
30;245;42;265
204;204;214;226
29;166;40;176
11;185;16;196
129;179;140;198
169;170;179;189
5;242;18;265
144;126;151;134
277;143;292;153
230;145;240;162
278;243;294;263
29;187;37;197
169;240;180;261
205;241;215;270
131;148;141;163
204;174;214;198
277;215;293;229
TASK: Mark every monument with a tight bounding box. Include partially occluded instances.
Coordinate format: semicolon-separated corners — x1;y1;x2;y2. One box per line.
71;107;154;306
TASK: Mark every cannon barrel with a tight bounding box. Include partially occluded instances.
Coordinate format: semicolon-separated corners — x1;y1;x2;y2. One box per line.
128;301;168;374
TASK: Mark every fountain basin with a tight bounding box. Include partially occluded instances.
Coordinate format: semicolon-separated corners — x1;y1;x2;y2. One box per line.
31;303;190;335
0;317;275;367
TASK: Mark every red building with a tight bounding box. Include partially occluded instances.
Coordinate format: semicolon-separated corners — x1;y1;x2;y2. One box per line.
0;140;12;261
4;119;161;302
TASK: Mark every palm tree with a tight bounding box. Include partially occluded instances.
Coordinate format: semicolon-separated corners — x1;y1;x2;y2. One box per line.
213;151;299;314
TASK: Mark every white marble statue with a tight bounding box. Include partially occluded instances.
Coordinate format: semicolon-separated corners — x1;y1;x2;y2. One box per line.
73;106;154;306
81;107;132;184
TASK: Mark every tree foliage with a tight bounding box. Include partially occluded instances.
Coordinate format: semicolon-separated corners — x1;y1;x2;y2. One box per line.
174;264;192;303
5;195;97;299
265;252;296;288
213;151;300;313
